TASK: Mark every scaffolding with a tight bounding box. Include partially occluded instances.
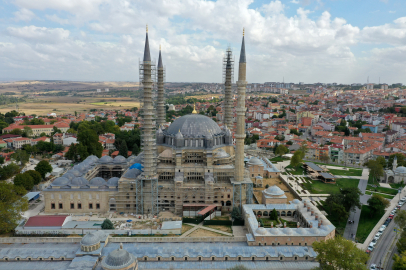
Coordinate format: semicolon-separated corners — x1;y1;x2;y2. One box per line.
245;182;253;204
232;183;242;210
222;47;234;130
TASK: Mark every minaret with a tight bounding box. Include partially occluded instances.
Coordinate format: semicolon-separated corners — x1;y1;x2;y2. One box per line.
393;156;397;170
224;47;234;129
235;29;247;182
140;25;156;179
157;45;165;127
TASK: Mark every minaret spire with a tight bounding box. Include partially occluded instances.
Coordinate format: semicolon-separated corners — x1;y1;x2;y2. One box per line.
157;44;165;126
224;47;234;129
143;25;151;62
235;28;247;183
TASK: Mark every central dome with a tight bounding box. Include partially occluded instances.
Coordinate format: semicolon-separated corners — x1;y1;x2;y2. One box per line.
166;114;222;137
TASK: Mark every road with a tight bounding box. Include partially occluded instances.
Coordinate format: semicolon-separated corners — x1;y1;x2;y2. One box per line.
368;200;404;269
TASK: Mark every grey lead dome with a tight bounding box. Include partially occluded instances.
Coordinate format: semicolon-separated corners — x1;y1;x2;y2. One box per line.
166;114;222;137
102;246;135;269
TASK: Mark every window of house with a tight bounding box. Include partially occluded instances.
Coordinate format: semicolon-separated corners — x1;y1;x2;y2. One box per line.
59;203;63;209
78;203;82;209
51;203;55;209
89;203;93;209
70;203;74;209
227;194;230;198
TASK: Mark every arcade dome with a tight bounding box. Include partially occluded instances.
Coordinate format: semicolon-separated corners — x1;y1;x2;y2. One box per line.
263;185;285;196
395;166;406;173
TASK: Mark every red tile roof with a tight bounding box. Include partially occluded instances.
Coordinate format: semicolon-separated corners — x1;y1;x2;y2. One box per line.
25;215;68;227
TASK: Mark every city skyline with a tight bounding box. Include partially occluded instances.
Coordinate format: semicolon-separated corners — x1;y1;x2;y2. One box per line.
0;0;406;84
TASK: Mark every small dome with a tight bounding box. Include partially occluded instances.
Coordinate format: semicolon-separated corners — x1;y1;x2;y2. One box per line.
71;177;88;186
132;153;143;164
107;177;120;186
85;155;99;164
81;231;101;246
264;185;285;196
123;168;142;179
70;170;82;177
175;130;183;139
283;228;293;235
101;245;135;269
114;155;127;164
52;177;70;186
127;156;137;163
297;228;307;234
89;177;107;186
292;199;300;204
63;173;75;180
248;157;263;165
99;155;113;164
255;227;268;235
395;166;406;173
269;228;281;235
310;227;319;235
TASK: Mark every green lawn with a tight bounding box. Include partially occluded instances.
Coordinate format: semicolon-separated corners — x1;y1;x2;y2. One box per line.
269;156;289;162
367;185;398;195
390;183;406;189
356;205;384;243
305;161;351;168
327;168;362;177
365;191;394;200
302;178;360;194
285;165;305;175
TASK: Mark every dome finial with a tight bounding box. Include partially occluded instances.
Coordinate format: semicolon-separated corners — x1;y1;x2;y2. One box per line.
192;103;197;114
243;27;245;36
120;243;123;249
146;24;148;33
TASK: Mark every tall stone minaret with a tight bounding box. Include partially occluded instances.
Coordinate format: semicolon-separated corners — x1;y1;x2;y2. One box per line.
224;47;233;129
393;156;398;170
157;45;165;127
141;25;157;179
235;29;247;182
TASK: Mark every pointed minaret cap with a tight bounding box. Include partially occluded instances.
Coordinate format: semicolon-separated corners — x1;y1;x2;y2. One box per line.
143;24;151;62
158;45;163;68
239;28;246;63
192;103;198;114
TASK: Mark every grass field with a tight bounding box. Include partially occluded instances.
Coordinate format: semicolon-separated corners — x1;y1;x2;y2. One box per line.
367;185;398;195
270;156;289;162
302;178;360;194
327;168;362;177
365;191;394;200
356;205;384;243
390;183;406;189
285;165;305;175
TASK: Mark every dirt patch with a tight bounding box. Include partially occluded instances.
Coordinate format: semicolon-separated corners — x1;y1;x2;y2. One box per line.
67;234;82;238
182;224;194;234
212;216;230;221
204;225;232;234
254;177;297;204
186;228;229;237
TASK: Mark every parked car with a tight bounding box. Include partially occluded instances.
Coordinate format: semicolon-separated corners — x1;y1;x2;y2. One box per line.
386;218;392;223
378;225;386;233
384;220;390;226
389;214;395;219
367;246;374;252
370;264;377;270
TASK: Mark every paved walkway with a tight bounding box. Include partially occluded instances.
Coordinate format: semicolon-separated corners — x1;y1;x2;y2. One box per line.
180;222;233;237
380;183;392;188
343;179;368;241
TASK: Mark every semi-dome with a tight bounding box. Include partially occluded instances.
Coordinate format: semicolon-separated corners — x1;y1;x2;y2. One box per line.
81;231;101;246
248;157;263;165
107;177;120;186
52;177;70;186
123;168;142;179
70;170;82;177
89;177;107;186
71;177;88;186
165;114;222;137
114;155;127;164
395;166;406;173
263;185;285;196
99;155;113;164
292;199;300;204
255;227;268;235
101;244;135;269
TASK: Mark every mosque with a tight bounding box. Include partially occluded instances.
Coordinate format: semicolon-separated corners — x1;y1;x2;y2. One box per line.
43;27;254;216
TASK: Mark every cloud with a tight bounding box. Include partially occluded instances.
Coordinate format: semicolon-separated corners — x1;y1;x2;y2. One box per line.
361;17;406;45
13;8;35;22
7;26;70;44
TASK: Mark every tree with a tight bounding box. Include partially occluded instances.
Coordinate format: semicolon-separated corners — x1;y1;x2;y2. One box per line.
312;236;368;270
11;149;29;166
77;128;103;158
9;128;22;135
389;153;406;168
275;145;288;157
367;193;390;217
298;142;308;159
35;160;53;179
119;141;128;158
290;150;302;168
393;251;406;270
0;156;4;164
320;153;330;164
23;126;33;137
101;218;114;229
395;210;406;229
270;208;278;220
376;156;387;168
341;187;362;212
366;159;384;185
0;182;28;234
226;266;249;270
25;170;42;185
13;173;34;191
65;143;79;161
132;144;140;156
275;135;285;141
397;231;406;254
0;121;9;133
231;207;243;221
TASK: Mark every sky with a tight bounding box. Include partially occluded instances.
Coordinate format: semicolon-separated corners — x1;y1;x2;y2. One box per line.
0;0;406;84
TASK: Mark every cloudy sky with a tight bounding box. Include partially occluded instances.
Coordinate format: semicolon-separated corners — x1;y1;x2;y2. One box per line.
0;0;405;84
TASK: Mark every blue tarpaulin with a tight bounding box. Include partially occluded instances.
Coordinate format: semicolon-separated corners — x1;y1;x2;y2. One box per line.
130;163;143;170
